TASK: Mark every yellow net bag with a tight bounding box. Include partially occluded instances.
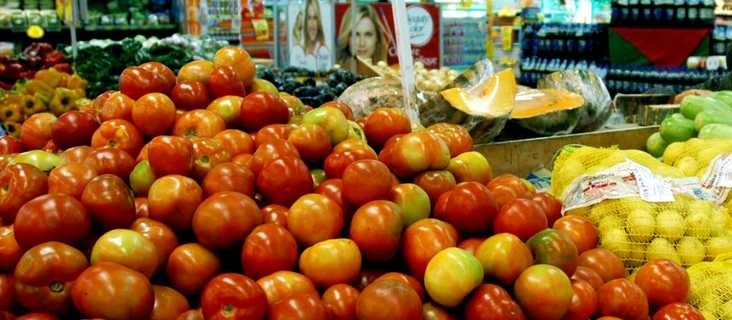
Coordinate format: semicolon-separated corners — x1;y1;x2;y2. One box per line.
688;253;732;319
551;146;732;270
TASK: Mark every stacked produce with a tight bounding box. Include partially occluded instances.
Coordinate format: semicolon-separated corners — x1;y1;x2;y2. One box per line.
257;66;363;108
687;255;732;319
0;42;69;90
0;46;705;319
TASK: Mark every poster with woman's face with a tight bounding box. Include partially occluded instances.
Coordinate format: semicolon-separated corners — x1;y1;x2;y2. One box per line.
288;0;334;71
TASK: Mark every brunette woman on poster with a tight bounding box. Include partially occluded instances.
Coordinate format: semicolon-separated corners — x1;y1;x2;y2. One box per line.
291;0;331;71
336;4;389;70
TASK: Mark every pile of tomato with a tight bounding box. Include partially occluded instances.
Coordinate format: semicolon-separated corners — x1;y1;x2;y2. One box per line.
0;45;707;320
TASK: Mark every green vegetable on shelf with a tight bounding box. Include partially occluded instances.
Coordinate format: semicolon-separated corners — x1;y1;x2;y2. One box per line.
680;95;731;120
695;109;732;131
698;123;732;140
660;113;696;143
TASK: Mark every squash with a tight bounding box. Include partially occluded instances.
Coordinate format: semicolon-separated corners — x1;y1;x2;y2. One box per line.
510;88;585;136
536;70;612;132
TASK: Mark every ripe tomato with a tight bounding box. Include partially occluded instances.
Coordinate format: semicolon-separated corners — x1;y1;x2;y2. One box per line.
14;194;90;249
250;139;300;175
213;129;254;156
0;274;12;311
262;204;289;226
634;259;689;307
465;284;526;320
256;271;318;305
135;197;150;218
364;108;411;148
342;160;394;206
130;217;178;266
571;266;605;291
131;93;176;137
475;233;533;285
89;90;115;112
241;223;298;278
51;110;100;149
20;113;56;150
48;163;97;199
72;261;154;319
553;215;598;254
148;175;203;230
563;280;598;320
426;123;472;157
151;285;190;320
190;138;231;179
270;292;329;320
577;248;626;283
206;96;243;127
91;119;144;156
288;124;332;164
373;273;424;300
402;218;459;280
84;147;135;178
527;228;579;275
81;174;136;229
178;60;215;85
173;110;226;139
90;229;159;278
176;309;204;320
458;238;484;255
379;130;450;178
202;162;254;196
200;273;266;320
486;174;534;209
514;264;573;320
148;136;193;177
423;302;456;320
255;124;293;147
0;226;20;271
208;66;246;97
299;238;361;288
0;163;48;222
320;101;354;120
61;146;93;164
356;279;422;320
14;241;88;314
652;303;704;320
99;92;134;122
213;46;256;85
193;191;261;249
171;80;211;111
257;156;313;205
239;92;290;131
322;284;359;320
287;193;344;246
324;149;378;179
119;66;157;99
15;313;57;320
493;198;548;241
435;182;498;234
166;243;220;295
349;200;403;262
533;192;563;225
597;279;649;320
139;62;176;94
414;170;457;205
0;136;23;155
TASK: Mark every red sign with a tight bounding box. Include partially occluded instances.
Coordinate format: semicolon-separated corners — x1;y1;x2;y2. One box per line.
334;3;440;69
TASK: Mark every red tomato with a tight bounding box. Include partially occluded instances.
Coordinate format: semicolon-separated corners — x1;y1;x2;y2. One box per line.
14;194;90;249
527;228;579;275
349;200;403;262
151;285;190;320
553;215;598;254
119;66;158;99
99;92;134;122
130;217;179;266
423;302;456;320
139;62;176;94
475;233;533;286
135;197;150;218
178;60;215;84
213;46;256;85
322;284;359;320
81;174;136;229
533;192;563;225
261;204;289;227
254;124;293;147
0;136;23;155
465;284;526;320
171;80;211;110
320;101;354;120
342;160;394;206
270;292;328;320
314;178;351;215
634;259;689;307
19;113;56;150
597;279;649;320
486;174;534;209
90;229;160;278
414;170;457;205
0;163;48;222
378;130;451;178
402;218;459;280
571;266;605;291
250;139;300;175
426;123;473;157
355;279;423;320
256;271;318;305
577;248;626;283
364;108;411;148
208;66;245;97
71;261;154;319
84;147;135;178
0;226;20;271
202;162;254;196
514;264;573;320
0;274;12;311
148;175;203;230
48;163;97;199
332;139;374;154
166;243;220;295
176;309;204;320
131;93;177;137
14;241;88;314
213;129;254;156
434;182;498;234
241;223;298;278
193;191;261;249
148;136;193;177
91;119;144;156
173;110;226;138
89;90;116;112
299;238;361;288
257;156;313;206
200;273;266;320
287;193;344;246
51;110;99;149
239;92;290;131
493;198;548;241
652;303;704;320
288;124;332;164
190;138;231;179
60;146;93;164
373;273;424;300
324;149;378;179
563;280;598;320
16;312;57;320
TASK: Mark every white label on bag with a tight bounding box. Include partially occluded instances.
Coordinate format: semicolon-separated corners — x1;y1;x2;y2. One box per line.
667;177;717;202
703;153;732;188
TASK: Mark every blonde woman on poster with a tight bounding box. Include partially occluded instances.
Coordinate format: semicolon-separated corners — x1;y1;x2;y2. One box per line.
336;5;389;70
290;0;332;71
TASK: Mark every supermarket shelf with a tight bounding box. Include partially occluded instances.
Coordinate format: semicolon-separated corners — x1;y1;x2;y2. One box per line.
0;24;179;43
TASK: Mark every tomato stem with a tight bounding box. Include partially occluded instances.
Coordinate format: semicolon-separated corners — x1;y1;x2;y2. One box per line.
222;304;235;317
49;281;64;292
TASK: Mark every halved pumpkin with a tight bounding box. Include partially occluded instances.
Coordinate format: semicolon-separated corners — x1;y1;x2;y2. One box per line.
439;68;517;119
510;88;585;136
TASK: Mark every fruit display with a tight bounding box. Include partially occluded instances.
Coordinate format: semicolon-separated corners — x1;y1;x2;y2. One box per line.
257;66;363;108
0;42;69;90
687;255;732;319
369;60;461;92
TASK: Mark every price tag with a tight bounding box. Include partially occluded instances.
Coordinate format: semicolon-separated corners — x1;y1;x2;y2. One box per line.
26;25;45;39
391;0;420;125
252;19;269;41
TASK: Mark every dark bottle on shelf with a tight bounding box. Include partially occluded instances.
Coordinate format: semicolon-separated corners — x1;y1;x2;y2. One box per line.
688;0;700;25
641;0;653;23
630;0;641;22
675;0;687;24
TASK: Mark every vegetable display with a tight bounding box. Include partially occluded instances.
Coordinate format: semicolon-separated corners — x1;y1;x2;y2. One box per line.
0;43;69;90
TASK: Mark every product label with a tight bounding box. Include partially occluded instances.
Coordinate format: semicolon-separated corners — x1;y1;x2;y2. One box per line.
701;153;732;204
667;177;717;201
